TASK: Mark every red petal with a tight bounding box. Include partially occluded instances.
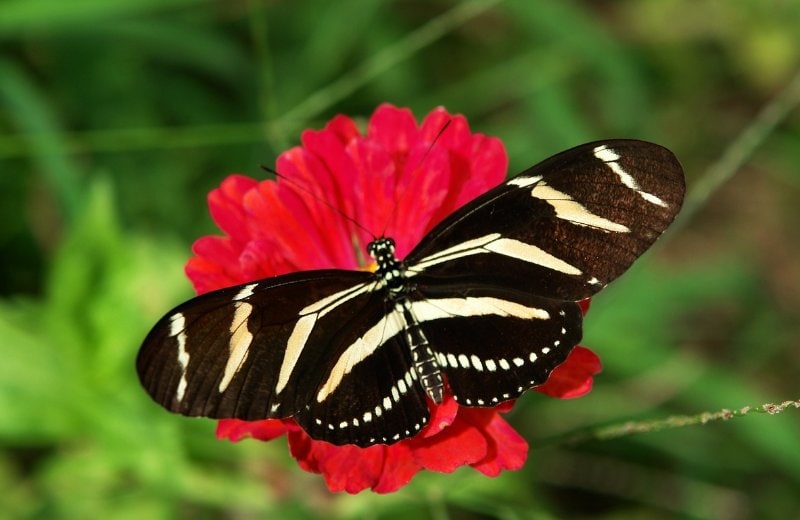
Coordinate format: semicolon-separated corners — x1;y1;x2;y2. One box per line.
216;418;289;442
410;414;489;474
464;409;528;476
326;114;360;144
458;133;507;207
186;235;247;294
535;346;602;399
368;104;418;162
372;443;422;493
390;145;452;257
286;429;318;473
345;138;396;248
420;394;459;437
207;175;259;243
314;444;387;494
287;431;395;494
271;148;359;270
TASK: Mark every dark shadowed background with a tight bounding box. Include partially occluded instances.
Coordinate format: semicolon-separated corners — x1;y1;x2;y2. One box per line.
1;0;799;518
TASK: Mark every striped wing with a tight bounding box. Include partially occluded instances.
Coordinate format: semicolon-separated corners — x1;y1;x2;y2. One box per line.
138;270;439;446
138;271;384;421
296;332;431;446
408;279;583;406
405;140;685;300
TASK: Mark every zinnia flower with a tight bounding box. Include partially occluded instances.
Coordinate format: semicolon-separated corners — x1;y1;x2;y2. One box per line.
186;104;602;494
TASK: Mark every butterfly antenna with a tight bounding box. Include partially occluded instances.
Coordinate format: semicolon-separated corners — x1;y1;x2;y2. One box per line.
381;118;452;237
259;165;376;241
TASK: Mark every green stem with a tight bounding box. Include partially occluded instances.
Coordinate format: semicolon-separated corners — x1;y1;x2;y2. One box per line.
536;399;800;448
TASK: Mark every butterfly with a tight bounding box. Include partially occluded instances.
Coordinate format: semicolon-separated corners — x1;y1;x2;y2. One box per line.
137;139;685;447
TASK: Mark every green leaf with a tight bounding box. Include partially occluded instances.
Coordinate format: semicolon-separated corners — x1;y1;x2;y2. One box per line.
0;0;208;37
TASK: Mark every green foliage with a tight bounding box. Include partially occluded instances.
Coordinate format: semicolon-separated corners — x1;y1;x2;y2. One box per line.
1;0;800;518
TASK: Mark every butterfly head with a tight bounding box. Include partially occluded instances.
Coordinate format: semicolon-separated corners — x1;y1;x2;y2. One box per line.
367;237;396;263
368;238;406;295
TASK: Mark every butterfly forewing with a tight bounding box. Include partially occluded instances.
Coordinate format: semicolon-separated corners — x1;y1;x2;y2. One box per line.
137;270;377;420
406;140;685;301
137;138;685;448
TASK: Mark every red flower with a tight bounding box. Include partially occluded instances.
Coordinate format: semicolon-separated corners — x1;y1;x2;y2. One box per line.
186;104;602;494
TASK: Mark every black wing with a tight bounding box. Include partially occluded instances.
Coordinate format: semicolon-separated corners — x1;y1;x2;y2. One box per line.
407;279;583;406
405;140;685;301
138;269;437;445
295;331;431;446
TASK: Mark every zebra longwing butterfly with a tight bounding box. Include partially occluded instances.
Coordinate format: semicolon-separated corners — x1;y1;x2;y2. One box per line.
137;139;685;447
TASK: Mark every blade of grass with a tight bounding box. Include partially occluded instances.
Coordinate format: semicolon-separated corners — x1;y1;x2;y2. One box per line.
0;59;81;218
0;0;207;37
672;68;800;234
246;0;287;151
0;0;504;159
273;0;504;129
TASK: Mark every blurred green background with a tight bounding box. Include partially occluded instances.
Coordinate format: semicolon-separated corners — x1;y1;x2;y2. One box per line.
2;0;799;518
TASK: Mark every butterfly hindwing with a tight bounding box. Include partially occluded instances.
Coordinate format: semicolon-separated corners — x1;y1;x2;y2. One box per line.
406;140;685;301
297;332;430;446
407;279;583;405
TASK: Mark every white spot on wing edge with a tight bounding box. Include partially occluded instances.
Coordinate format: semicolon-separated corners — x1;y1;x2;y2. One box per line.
447;353;458;368
470;354;483;371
